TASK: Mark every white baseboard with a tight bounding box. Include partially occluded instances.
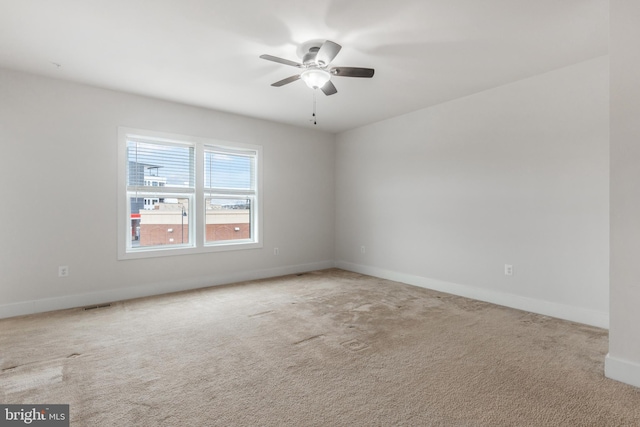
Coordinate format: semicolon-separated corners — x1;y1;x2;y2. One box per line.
336;261;609;329
3;260;609;330
605;354;640;388
0;260;336;319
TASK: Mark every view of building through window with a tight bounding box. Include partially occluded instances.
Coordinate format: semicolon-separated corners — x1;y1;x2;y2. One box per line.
129;197;251;247
130;197;190;246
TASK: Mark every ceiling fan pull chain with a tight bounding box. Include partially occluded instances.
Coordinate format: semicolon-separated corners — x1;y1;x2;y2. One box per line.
312;90;317;125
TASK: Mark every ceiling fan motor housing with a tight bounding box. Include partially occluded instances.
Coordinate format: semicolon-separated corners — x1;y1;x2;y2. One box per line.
303;47;321;66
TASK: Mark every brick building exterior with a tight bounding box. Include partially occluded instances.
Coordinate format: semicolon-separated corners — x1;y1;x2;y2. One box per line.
138;206;250;246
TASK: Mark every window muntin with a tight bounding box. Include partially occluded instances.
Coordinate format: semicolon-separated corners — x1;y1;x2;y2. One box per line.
118;128;262;259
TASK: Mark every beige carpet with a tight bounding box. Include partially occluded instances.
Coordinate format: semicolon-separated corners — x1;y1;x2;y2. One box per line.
1;269;639;426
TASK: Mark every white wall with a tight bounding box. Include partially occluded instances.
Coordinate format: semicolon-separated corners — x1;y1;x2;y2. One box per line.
0;69;335;318
606;0;640;388
335;56;609;328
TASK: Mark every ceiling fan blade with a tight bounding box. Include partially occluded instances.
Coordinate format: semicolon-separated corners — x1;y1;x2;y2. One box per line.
331;67;375;78
321;80;338;96
260;54;303;68
271;74;301;87
315;40;342;66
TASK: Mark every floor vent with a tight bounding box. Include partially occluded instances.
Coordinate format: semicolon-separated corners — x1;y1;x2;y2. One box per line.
83;303;112;311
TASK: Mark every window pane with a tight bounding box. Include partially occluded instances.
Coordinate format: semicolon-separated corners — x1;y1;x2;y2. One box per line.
130;196;190;248
204;150;254;190
205;197;251;243
128;140;195;188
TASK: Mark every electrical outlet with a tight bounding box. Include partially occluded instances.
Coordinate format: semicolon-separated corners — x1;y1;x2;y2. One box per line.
273;247;279;255
360;246;366;254
58;266;69;277
504;264;513;276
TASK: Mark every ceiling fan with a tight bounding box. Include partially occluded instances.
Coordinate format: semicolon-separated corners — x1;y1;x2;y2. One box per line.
260;40;375;96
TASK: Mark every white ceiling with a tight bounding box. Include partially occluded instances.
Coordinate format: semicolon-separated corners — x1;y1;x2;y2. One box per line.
0;0;608;133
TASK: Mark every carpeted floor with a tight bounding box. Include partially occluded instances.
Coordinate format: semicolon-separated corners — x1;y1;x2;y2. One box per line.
1;269;639;426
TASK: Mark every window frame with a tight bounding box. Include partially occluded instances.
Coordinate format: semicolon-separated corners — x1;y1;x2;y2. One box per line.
118;127;263;260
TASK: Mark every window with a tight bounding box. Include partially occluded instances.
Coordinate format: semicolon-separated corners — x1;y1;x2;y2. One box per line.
118;128;262;259
204;147;256;245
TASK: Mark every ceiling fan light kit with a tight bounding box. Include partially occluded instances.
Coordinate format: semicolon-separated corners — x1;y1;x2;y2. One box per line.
300;69;331;89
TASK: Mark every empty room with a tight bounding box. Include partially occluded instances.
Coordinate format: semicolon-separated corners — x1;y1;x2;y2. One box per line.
1;0;639;425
